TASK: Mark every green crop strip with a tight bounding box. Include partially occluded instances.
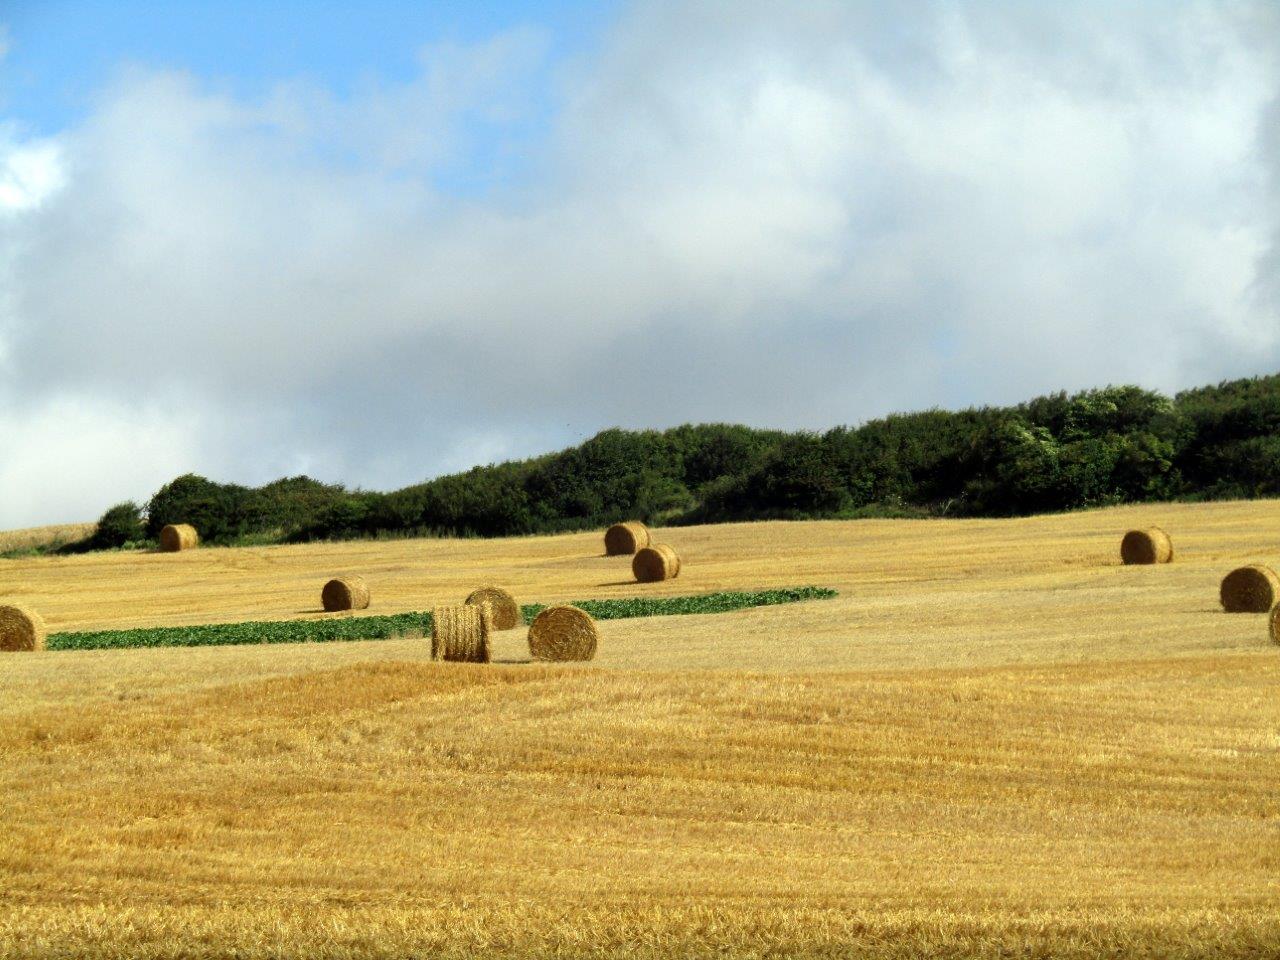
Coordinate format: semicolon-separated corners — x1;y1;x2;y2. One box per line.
519;587;836;622
45;587;837;652
47;611;433;651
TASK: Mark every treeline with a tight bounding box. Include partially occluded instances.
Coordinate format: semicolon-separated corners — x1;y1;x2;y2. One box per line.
83;374;1280;549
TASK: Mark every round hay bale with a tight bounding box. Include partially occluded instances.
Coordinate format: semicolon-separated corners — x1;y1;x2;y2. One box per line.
322;576;371;612
1220;565;1280;613
158;524;199;552
1120;528;1173;565
465;586;520;631
633;543;681;583
604;521;650;556
0;604;46;652
528;605;598;662
431;603;492;663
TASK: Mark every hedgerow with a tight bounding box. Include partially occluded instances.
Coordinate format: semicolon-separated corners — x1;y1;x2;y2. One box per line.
53;374;1280;554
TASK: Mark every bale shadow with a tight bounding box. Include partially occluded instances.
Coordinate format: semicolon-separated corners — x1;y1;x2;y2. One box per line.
492;657;533;665
596;580;637;588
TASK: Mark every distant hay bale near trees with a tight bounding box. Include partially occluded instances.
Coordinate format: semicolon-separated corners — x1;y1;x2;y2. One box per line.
322;577;371;612
527;605;598;661
158;524;199;552
0;605;46;652
465;586;520;631
1120;528;1173;565
605;521;649;555
633;544;681;582
432;604;492;663
1219;565;1280;613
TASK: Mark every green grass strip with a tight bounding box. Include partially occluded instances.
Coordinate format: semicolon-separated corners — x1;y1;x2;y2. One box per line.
46;587;836;652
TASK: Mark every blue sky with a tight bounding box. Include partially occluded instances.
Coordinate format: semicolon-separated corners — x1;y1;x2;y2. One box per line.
0;1;1277;526
3;1;616;127
2;0;616;192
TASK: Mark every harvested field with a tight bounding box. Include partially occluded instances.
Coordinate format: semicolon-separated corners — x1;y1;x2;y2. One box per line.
2;499;1279;957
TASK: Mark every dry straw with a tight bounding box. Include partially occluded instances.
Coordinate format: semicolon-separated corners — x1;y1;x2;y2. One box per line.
633;543;681;583
1120;528;1173;565
432;603;492;663
1219;564;1280;613
465;586;520;631
604;521;650;555
1270;605;1280;645
322;576;371;612
527;605;598;661
159;524;199;552
0;604;46;652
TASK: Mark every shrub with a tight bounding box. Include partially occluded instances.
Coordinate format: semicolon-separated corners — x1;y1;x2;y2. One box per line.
91;501;146;549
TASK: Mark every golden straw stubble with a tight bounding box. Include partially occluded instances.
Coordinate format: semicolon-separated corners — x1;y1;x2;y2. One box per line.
158;524;199;552
1120;528;1173;565
1219;565;1280;613
0;604;46;652
465;586;520;631
321;576;371;612
633;544;681;582
527;605;598;661
604;521;649;556
432;604;493;663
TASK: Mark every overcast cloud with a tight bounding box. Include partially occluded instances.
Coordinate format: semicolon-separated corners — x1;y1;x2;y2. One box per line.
1;0;1278;527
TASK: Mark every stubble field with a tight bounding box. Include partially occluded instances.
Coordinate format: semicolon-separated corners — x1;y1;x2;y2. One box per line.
1;500;1278;958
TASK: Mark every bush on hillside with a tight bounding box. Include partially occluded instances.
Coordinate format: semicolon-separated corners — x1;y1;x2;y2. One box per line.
91;501;146;549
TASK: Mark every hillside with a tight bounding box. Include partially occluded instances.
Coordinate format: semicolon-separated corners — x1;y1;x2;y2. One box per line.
59;373;1280;553
0;522;96;555
3;501;1278;957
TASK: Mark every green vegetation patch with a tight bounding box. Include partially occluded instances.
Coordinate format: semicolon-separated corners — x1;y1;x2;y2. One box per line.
46;587;837;651
48;611;433;651
520;586;836;622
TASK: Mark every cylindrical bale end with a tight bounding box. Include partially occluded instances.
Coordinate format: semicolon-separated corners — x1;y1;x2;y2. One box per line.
604;521;650;556
0;604;47;652
159;524;199;552
465;586;521;631
1120;528;1173;565
632;544;681;583
528;605;598;662
1220;565;1280;613
322;576;371;612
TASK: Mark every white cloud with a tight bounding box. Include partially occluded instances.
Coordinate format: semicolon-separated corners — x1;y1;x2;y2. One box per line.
0;2;1277;527
0;131;62;212
0;396;197;525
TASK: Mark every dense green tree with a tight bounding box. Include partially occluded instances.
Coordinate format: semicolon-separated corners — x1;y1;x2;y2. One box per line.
116;373;1280;548
145;474;251;542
